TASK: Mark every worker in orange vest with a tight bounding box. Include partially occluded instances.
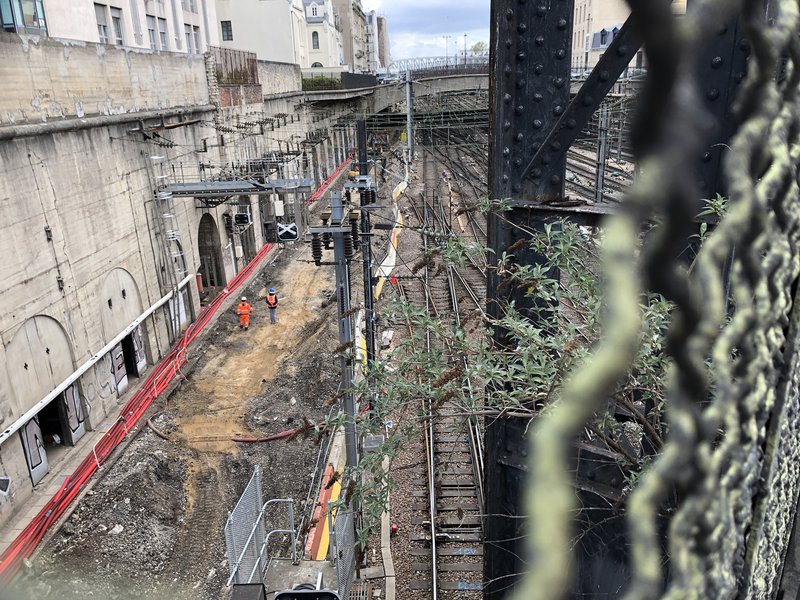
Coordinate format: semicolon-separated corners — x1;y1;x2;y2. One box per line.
237;296;253;330
266;288;278;324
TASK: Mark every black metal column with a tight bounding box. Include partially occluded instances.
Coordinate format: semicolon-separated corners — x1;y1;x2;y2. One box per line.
485;0;574;597
357;120;368;176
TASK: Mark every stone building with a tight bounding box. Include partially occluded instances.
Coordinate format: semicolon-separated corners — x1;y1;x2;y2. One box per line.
377;15;390;69
215;0;307;65
304;0;344;68
0;31;355;529
331;0;368;72
1;0;219;53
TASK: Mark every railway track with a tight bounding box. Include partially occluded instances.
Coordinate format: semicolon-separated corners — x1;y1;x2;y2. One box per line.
397;146;486;598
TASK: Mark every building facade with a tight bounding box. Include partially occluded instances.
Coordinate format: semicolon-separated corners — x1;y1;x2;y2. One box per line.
377;15;389;69
1;0;219;53
331;0;367;72
303;0;343;68
216;0;306;65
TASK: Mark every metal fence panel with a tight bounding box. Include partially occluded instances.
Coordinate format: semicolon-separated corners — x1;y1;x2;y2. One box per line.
333;506;356;599
225;466;266;584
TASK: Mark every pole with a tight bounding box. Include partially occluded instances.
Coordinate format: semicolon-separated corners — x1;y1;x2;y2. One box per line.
406;70;413;164
464;34;467;67
595;102;609;203
357;120;368;176
331;192;358;470
443;35;449;67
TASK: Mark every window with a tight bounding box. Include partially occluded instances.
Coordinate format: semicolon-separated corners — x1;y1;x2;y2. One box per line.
221;20;232;41
158;17;167;49
184;23;193;53
311;62;323;68
95;4;108;44
2;0;46;34
600;29;608;45
311;6;317;16
193;25;201;52
110;7;123;46
147;15;157;49
312;30;319;50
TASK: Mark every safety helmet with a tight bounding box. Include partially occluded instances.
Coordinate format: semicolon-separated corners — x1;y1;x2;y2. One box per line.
241;296;247;301
269;288;275;294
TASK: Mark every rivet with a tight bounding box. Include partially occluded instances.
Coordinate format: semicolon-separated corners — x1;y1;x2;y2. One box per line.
503;147;511;156
554;77;565;88
506;8;514;19
598;70;610;82
514;158;523;167
515;133;524;142
518;23;528;33
513;183;522;192
533;119;543;129
534;64;544;75
550;175;561;185
557;18;567;30
506;39;513;49
516;79;526;89
533;92;543;102
536;5;546;17
702;152;712;162
502;174;510;182
532;168;542;178
711;56;723;68
707;88;720;100
504;120;512;130
505;65;513;76
515;105;525;114
617;45;628;56
566;118;577;128
553;105;564;115
582;95;593;106
551;141;561;151
504;93;513;103
556;49;566;60
535;35;545;46
517;51;527;61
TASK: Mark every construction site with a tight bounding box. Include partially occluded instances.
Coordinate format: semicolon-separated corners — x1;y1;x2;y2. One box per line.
7;0;800;599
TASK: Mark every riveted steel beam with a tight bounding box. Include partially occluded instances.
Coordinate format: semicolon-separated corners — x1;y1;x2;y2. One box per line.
489;0;574;205
520;16;644;192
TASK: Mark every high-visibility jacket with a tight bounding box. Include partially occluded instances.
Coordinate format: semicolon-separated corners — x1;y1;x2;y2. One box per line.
266;293;278;309
237;302;253;315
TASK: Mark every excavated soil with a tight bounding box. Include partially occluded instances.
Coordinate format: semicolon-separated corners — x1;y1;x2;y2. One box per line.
14;243;341;600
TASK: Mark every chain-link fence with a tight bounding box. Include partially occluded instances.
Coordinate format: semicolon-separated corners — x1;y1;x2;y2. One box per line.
225;466;266;585
225;467;298;586
330;504;357;599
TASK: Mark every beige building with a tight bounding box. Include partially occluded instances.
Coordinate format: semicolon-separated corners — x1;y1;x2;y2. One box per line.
571;0;686;72
304;0;344;68
331;0;368;72
377;15;390;69
1;0;219;53
216;0;307;65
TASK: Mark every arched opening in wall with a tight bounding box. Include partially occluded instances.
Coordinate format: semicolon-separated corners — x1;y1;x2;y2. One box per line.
311;61;323;68
312;31;320;50
197;213;226;303
100;268;148;394
6;316;85;486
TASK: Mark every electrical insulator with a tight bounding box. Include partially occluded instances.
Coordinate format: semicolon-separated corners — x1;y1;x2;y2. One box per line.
311;233;323;266
343;233;354;258
323;231;331;249
369;188;377;204
345;190;352;205
351;218;360;249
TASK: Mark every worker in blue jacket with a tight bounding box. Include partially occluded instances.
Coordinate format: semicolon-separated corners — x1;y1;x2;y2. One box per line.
266;288;278;324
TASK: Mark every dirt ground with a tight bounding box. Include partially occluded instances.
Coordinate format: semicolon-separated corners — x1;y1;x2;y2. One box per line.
13;241;342;600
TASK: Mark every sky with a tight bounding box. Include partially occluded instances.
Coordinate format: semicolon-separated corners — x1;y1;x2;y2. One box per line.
361;0;491;64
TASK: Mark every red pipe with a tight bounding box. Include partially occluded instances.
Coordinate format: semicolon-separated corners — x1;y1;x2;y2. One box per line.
0;157;353;587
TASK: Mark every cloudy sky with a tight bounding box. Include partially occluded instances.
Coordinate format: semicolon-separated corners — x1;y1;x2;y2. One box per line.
362;0;491;64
